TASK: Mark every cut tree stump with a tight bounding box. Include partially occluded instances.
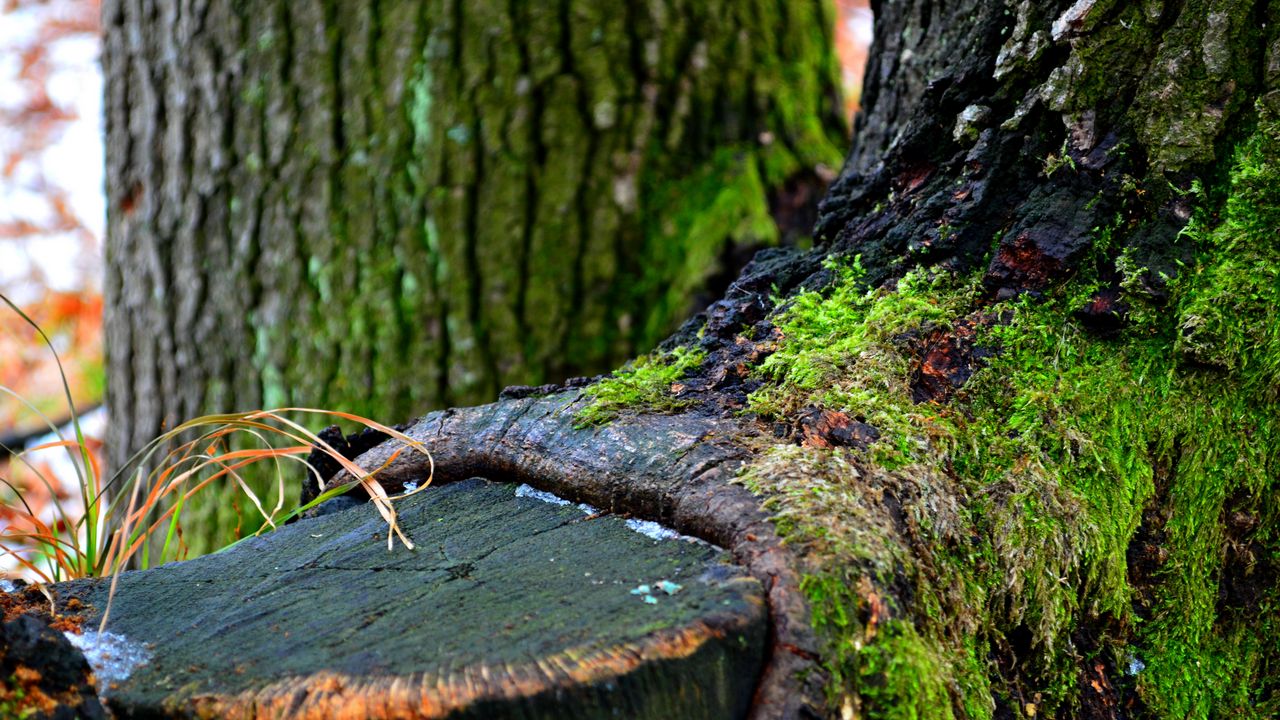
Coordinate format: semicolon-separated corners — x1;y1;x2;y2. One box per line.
53;478;767;719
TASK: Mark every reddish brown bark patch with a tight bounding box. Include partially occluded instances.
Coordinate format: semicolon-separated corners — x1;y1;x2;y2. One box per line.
985;232;1065;297
796;407;881;450
911;320;980;403
1078;660;1123;720
893;161;935;195
1074;286;1129;334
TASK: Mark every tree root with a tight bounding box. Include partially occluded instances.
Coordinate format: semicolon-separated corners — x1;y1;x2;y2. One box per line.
332;390;825;719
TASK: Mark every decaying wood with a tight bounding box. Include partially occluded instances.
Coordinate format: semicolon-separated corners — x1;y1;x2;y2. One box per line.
55;479;770;719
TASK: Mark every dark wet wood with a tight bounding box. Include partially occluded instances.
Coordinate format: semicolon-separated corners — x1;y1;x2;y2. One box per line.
56;479;767;719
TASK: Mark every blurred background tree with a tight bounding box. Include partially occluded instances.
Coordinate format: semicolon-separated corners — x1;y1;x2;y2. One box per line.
101;0;848;453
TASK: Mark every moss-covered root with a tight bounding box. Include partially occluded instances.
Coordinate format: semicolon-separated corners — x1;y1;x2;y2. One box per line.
575;346;705;427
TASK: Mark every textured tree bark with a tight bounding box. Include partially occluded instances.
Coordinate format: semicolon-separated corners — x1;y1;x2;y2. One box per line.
334;0;1280;717
101;0;846;477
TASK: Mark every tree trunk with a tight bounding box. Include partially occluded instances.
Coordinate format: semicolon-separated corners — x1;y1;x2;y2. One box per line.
101;0;846;474
332;0;1280;717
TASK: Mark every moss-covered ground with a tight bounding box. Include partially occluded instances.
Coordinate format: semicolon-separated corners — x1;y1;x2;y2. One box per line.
734;111;1280;718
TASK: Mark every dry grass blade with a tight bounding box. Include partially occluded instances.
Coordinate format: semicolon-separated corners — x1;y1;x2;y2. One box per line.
3;406;435;586
0;539;55;584
99;467;143;634
1;456;86;580
4;289;436;585
112;408;434;561
235;409;434;550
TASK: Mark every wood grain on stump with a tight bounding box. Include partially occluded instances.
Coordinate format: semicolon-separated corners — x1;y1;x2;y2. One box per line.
55;478;767;719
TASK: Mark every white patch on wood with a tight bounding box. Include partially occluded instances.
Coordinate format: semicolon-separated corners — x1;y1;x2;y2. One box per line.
64;629;152;685
514;483;571;506
514;484;709;545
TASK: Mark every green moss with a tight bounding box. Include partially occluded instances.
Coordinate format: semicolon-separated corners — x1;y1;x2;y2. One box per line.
575;346;705;427
750;258;978;468
1175;116;1280;395
1041;139;1078;178
738;111;1280;718
855;621;960;719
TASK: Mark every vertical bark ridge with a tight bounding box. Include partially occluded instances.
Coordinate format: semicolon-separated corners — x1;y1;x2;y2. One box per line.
561;0;596;373
509;0;538;371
